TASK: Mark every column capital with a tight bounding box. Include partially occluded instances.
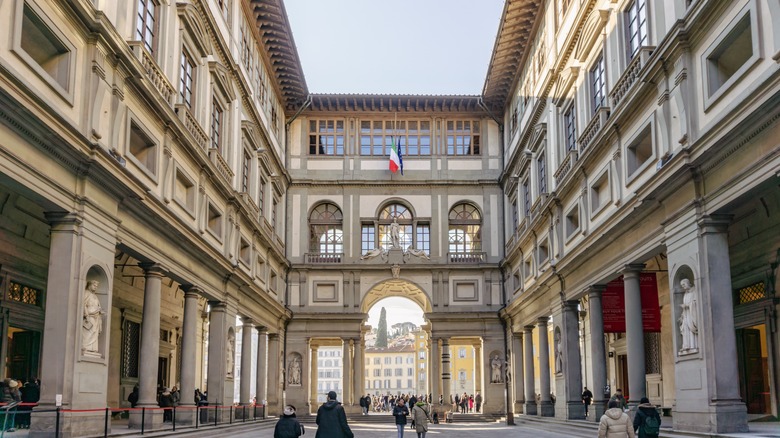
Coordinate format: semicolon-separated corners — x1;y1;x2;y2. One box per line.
586;285;606;298
242;317;255;327
536;317;549;326
620;263;646;277
209;300;227;312
563;300;579;312
182;284;204;296
256;326;269;335
523;325;535;333
44;211;81;227
139;262;166;277
268;332;280;340
698;214;733;234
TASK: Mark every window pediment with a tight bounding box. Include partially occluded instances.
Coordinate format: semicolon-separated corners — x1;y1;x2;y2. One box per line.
177;2;211;57
529;123;547;154
209;60;236;101
574;9;610;62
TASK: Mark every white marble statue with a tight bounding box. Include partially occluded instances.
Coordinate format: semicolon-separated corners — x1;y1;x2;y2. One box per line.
360;246;386;260
82;280;104;355
288;356;301;385
679;278;699;353
226;331;235;377
405;246;430;260
389;218;401;249
491;354;502;383
554;330;564;374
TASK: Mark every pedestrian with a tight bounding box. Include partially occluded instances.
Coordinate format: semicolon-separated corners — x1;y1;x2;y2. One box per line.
128;384;139;408
359;393;368;415
159;388;174;422
274;404;304;438
468;395;474;413
475;391;482;413
392;397;409;438
610;389;628;410
633;397;661;438
411;399;432;438
598;400;635;438
315;391;353;438
582;386;593;416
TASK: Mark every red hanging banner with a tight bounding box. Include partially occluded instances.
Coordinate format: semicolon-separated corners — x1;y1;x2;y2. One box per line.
601;273;661;333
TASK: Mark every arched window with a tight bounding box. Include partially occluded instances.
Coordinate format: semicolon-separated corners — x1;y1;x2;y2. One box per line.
448;203;482;254
309;203;343;256
378;203;413;249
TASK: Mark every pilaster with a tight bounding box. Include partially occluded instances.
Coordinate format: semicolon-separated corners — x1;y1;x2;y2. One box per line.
523;325;537;416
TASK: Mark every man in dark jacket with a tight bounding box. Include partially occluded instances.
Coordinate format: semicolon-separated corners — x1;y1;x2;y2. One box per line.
275;405;304;438
315;391;353;438
359;394;368;415
633;397;661;438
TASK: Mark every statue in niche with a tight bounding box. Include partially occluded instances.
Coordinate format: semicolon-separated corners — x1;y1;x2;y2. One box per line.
554;330;564;375
288;355;301;385
226;331;235;377
389;217;401;249
82;280;105;355
490;354;503;383
679;278;699;354
360;246;387;260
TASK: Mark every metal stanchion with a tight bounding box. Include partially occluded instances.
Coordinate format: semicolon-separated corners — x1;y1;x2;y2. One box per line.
104;407;109;437
172;406;176;432
141;407;145;435
229;405;233;424
213;406;218;427
55;407;60;438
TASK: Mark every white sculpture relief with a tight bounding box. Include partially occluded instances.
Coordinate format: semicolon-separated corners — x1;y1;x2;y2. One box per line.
226;331;235;377
491;354;503;383
82;280;105;355
679;278;699;354
288;355;301;385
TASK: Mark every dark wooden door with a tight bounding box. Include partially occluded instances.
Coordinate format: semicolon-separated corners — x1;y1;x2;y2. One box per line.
737;328;767;414
7;330;41;381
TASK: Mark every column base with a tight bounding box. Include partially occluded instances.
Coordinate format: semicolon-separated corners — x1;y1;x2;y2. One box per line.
557;401;586;420
174;406;197;427
673;401;748;433
235;404;256;420
538;401;554;417
523;401;537;416
513;401;524;414
589;399;607;422
128;407;164;430
30;408;105;438
343;404;362;415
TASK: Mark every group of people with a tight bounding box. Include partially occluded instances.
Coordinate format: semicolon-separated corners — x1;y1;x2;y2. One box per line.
360;393;434;413
0;377;40;431
127;384;188;422
452;391;481;413
595;388;661;438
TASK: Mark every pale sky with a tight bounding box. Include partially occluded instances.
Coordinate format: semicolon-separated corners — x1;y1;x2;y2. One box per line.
367;296;425;328
284;0;506;95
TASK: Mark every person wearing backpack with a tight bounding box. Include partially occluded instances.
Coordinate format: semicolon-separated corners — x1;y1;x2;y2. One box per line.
633;397;661;438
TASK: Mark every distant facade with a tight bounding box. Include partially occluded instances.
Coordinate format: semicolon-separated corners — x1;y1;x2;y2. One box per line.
0;0;776;436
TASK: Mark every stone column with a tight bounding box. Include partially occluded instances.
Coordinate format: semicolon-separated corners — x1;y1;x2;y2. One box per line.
206;302;229;408
353;337;363;404
441;338;452;407
130;263;165;429
474;343;483;395
511;332;524;413
310;343;320;408
537;318;554;416
559;301;585;419
623;264;646;406
523;325;537;415
342;339;353;408
176;287;200;425
430;337;440;405
256;327;268;407
240;319;254;410
266;333;281;412
588;286;608;421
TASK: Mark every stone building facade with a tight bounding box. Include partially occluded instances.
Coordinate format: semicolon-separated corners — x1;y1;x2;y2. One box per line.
0;0;776;436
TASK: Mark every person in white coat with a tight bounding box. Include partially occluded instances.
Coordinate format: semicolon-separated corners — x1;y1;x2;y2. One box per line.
598;400;635;438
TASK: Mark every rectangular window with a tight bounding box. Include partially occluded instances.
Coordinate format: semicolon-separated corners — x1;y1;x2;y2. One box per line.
706;12;753;97
384;369;391;377
309;119;345;155
241;150;251;192
20;3;72;92
538;153;547;194
563;103;577;152
128;121;158;175
211;98;223;152
174;169;195;211
373;369;380;377
180;52;195;108
272;199;278;230
565;206;580;239
522;180;531;217
361;224;376;253
416;224;430;254
626;125;653;177
590;171;610;215
207;203;223;238
458;348;466;358
122;320;140;378
136;0;158;54
591;55;606;114
446;120;480;155
7;281;42;306
626;0;648;59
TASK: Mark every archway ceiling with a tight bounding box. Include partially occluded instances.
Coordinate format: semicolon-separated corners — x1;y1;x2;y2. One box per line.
362;279;432;314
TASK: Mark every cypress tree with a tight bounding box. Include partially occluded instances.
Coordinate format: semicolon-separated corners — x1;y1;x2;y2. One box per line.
376;307;388;348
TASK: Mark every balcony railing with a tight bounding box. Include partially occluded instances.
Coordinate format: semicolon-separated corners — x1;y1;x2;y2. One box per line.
448;252;485;263
305;253;343;264
578;107;611;154
129;42;175;106
610;47;655;108
554;149;579;186
208;147;234;183
175;105;209;150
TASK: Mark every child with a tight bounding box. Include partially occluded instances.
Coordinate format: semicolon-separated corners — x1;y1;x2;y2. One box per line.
274;405;305;438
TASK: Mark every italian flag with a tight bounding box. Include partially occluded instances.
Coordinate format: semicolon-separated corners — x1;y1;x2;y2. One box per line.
389;136;403;174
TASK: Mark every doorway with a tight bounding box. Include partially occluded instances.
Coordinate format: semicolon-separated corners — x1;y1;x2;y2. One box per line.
6;327;41;381
617;354;629;400
158;357;169;390
736;325;770;415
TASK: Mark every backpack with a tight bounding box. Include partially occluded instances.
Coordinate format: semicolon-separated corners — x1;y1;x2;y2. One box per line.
641;412;661;435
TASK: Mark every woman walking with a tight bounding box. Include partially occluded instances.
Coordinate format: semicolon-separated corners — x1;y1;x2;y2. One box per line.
411;399;432;438
598;400;635;438
392;398;409;438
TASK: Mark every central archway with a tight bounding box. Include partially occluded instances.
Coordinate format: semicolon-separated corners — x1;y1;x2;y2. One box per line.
361;279;432;314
